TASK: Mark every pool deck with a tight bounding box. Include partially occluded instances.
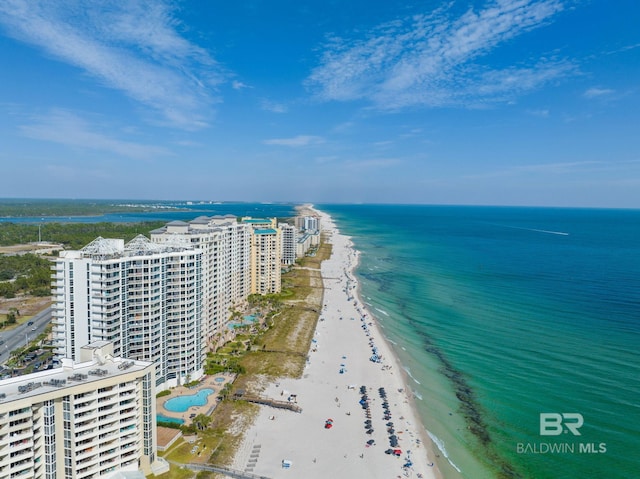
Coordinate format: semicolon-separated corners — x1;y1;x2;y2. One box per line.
156;373;235;425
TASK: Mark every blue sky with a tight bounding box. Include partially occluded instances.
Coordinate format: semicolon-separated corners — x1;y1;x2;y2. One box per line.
0;0;638;207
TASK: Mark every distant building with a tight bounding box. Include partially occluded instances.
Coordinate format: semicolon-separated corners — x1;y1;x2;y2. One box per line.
0;342;162;479
242;218;282;294
295;215;320;232
279;223;297;266
52;236;203;389
150;215;251;341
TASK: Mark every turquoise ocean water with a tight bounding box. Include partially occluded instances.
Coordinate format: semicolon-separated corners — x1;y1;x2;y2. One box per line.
5;201;637;478
319;204;640;479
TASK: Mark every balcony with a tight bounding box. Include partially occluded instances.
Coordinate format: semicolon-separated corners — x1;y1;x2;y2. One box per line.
75;418;98;434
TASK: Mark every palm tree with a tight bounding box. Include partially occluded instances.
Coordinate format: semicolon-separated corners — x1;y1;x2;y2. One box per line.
192;414;212;431
219;383;233;401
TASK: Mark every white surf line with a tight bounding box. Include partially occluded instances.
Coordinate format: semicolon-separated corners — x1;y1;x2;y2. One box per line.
526;227;569;236
491;223;569;236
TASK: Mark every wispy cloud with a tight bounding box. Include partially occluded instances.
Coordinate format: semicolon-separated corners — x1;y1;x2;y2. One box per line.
584;87;614;98
344;158;401;169
306;0;573;109
20;109;169;159
527;108;550;117
232;80;252;90
0;0;224;129
263;135;325;147
260;99;288;113
463;160;630;180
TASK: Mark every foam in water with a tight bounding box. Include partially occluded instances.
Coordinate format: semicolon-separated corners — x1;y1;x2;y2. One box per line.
428;431;462;473
403;366;421;385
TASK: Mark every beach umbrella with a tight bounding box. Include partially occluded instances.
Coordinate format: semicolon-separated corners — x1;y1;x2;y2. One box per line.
366;429;374;434
386;422;394;427
367;439;375;445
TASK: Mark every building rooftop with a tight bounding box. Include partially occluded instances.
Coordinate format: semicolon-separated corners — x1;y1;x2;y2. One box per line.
0;345;152;407
242;218;271;223
254;228;277;235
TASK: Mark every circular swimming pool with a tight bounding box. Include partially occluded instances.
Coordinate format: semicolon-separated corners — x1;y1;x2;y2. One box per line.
215;377;225;383
164;388;214;412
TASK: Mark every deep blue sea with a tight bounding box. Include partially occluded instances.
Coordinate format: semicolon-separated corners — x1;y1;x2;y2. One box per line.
319;204;640;479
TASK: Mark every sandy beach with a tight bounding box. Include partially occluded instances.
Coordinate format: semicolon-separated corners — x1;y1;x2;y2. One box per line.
230;209;441;479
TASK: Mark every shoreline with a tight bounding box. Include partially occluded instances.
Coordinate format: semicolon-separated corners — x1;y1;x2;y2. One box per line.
230;208;444;478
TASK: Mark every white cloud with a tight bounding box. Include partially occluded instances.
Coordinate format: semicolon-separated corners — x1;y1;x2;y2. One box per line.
20;109;170;159
344;158;401;169
463;160;622;180
306;0;572;109
263;135;325;147
232;80;252;90
584;87;614;98
260;99;288;113
0;0;224;129
527;108;550;117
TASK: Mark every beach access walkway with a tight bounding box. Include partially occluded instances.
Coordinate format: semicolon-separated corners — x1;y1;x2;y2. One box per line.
184;462;270;479
234;395;302;413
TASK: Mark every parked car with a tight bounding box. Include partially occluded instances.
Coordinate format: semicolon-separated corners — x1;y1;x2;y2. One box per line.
27;321;34;326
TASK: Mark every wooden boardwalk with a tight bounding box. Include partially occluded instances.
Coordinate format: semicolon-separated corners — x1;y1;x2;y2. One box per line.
235;395;302;413
185;462;271;479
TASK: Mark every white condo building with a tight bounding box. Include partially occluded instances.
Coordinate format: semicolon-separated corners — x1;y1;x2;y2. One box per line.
295;215;320;232
279;223;297;266
0;342;162;479
150;215;251;341
51;236;203;389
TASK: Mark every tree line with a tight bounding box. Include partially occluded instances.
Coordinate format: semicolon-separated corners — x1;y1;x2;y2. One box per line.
0;221;165;298
0;221;165;249
0;254;52;298
0;199;158;217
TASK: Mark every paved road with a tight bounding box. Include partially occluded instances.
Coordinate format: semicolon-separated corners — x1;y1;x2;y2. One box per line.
0;307;51;365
